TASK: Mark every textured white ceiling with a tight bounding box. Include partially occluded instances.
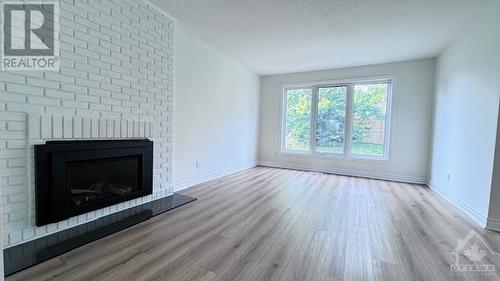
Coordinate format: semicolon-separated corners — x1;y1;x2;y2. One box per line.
152;0;478;75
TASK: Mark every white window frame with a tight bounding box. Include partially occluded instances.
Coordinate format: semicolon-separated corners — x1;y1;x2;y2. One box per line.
280;76;393;161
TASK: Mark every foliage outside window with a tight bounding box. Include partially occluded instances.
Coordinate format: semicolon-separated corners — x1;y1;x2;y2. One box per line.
284;89;312;151
316;86;347;154
282;80;391;159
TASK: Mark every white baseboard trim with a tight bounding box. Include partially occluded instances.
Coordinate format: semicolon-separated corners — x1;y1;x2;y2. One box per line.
258;161;428;184
428;182;487;227
173;162;258;192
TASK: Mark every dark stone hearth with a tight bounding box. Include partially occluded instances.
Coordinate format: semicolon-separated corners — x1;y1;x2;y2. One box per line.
4;193;196;276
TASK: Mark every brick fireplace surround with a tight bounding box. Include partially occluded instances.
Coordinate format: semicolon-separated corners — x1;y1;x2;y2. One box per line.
0;0;174;248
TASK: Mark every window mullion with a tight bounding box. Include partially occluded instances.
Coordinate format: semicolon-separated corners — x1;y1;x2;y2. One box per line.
310;87;318;154
344;84;354;156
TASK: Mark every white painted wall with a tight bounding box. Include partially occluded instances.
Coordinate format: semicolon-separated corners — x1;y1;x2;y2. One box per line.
173;26;260;190
258;59;435;183
429;0;500;227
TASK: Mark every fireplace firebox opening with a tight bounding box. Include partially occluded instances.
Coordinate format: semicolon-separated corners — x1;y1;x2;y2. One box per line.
35;139;153;226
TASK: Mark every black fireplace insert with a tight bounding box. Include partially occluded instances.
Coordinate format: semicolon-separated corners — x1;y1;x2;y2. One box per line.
35;139;153;226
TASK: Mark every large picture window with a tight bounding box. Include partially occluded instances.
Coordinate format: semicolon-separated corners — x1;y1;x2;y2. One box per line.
281;79;392;159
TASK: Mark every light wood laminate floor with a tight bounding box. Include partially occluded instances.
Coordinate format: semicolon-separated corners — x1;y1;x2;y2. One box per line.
9;167;500;281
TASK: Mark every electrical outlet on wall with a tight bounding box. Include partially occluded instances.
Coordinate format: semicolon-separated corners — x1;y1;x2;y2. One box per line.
447;173;451;182
195;160;200;169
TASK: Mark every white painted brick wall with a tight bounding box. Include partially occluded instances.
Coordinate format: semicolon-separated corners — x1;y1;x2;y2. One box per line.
0;0;174;247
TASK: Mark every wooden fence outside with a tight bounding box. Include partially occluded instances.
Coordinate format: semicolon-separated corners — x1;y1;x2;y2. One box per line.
354;118;385;144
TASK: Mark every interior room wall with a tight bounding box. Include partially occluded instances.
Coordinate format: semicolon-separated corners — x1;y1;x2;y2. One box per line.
258;59;435;183
429;0;500;227
173;26;260;190
489;109;500;229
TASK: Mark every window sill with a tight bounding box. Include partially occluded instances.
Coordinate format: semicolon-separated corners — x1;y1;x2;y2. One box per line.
278;151;390;163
